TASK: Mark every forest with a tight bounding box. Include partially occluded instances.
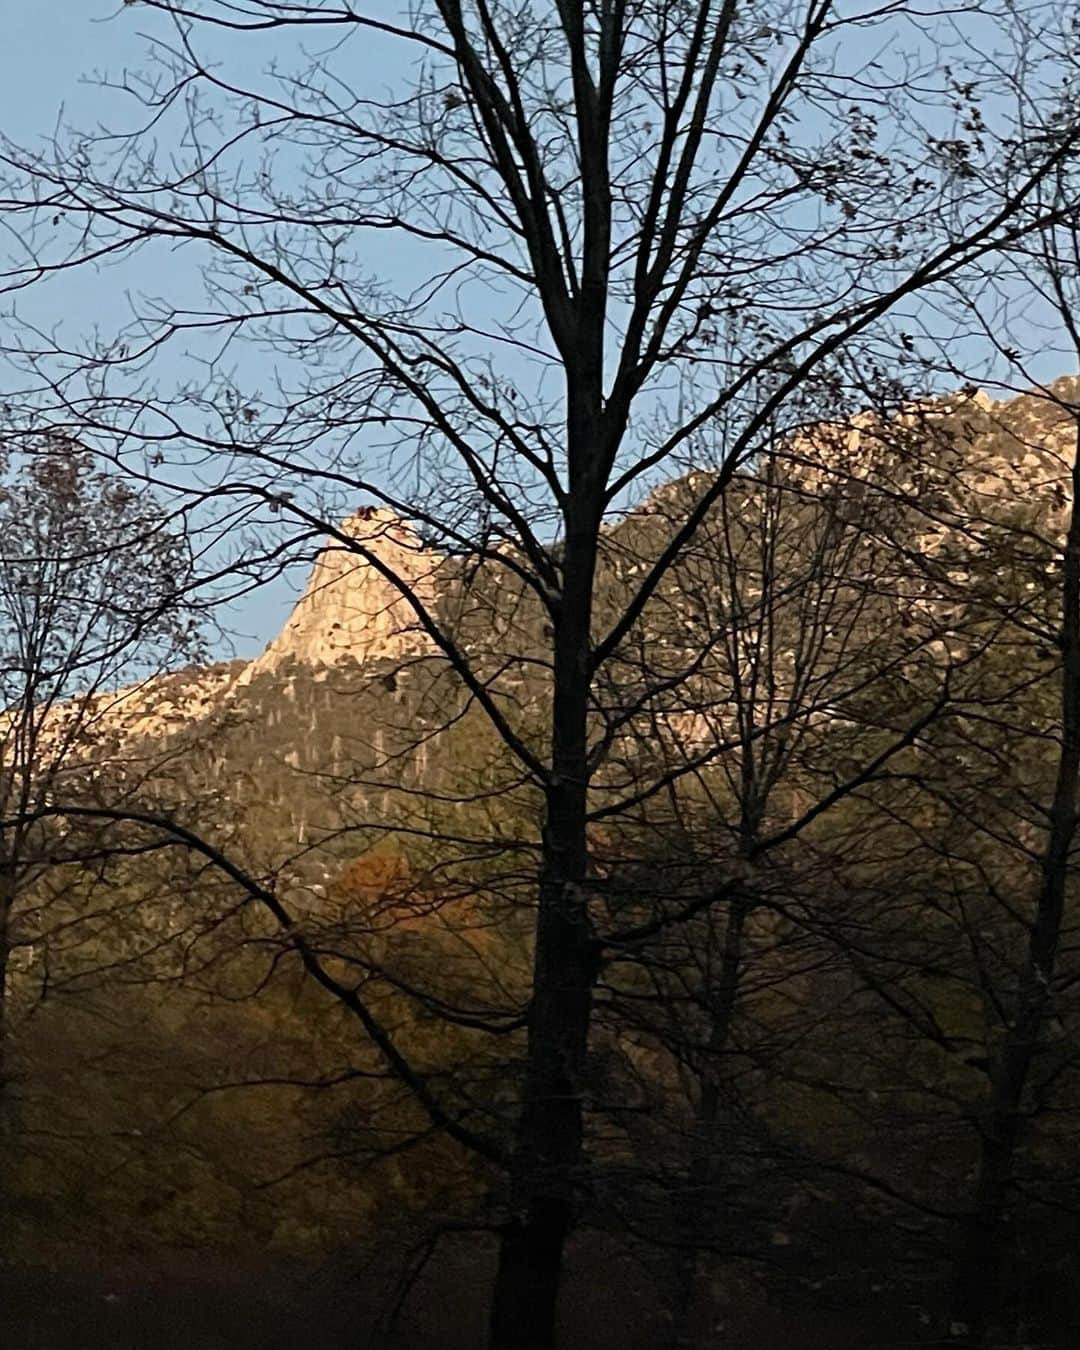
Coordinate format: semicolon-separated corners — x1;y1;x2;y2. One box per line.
0;3;1079;1348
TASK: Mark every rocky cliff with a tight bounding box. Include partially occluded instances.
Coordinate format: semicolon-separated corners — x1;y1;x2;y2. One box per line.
46;378;1080;761
243;507;441;678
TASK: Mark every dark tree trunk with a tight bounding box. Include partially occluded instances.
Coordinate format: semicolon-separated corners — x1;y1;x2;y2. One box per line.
0;871;12;1099
489;520;600;1350
488;842;597;1350
670;896;747;1350
949;1123;1021;1345
0;865;14;1253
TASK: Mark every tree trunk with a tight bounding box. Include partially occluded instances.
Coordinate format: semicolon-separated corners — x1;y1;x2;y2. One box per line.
489;524;599;1350
949;1113;1021;1344
0;866;14;1252
670;897;747;1350
949;996;1069;1342
488;846;597;1350
0;870;12;1100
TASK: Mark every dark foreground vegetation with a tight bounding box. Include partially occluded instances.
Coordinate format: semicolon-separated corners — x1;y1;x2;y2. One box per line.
1;1;1080;1346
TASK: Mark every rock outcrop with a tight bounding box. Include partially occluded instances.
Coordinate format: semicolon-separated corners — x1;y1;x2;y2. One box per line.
28;379;1080;757
244;507;441;678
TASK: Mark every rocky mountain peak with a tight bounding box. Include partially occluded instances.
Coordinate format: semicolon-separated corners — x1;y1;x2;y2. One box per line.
244;507;442;678
32;380;1080;753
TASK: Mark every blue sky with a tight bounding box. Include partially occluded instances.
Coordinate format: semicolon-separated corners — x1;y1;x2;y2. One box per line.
1;3;334;657
2;3;1076;664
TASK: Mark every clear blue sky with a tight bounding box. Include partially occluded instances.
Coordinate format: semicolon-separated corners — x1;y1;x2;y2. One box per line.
1;3;481;662
2;3;1075;663
1;3;328;657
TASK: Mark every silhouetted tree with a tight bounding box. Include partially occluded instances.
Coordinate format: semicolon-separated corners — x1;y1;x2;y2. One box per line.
0;436;201;1093
1;4;1078;1346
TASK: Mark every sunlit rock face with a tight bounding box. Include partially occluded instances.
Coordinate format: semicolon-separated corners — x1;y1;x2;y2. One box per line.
32;379;1080;762
11;510;444;764
244;508;441;678
15;380;1080;868
782;379;1079;521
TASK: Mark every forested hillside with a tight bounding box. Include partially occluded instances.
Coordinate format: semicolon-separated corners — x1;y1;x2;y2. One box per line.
1;2;1079;1346
2;383;1079;1347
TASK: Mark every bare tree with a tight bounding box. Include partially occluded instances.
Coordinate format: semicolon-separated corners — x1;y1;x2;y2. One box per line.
769;365;1080;1345
0;3;1078;1345
934;233;1080;1346
0;437;202;1100
579;425;993;1343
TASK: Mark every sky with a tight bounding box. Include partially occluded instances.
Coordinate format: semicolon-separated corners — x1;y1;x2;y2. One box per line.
1;3;486;663
1;2;1076;665
0;2;363;658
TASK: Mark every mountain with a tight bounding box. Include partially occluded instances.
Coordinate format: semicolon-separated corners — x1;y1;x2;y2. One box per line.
46;377;1077;868
9;376;1080;1289
243;508;442;676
